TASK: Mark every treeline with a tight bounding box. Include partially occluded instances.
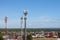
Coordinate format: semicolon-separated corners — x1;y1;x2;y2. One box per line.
0;28;60;32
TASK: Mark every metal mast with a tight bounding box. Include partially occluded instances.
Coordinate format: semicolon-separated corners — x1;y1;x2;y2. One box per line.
4;16;8;34
23;10;28;40
20;16;23;40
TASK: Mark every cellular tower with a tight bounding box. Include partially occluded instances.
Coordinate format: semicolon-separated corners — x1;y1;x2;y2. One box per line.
4;16;8;34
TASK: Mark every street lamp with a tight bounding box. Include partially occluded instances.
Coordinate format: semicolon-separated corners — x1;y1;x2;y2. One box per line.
23;10;28;40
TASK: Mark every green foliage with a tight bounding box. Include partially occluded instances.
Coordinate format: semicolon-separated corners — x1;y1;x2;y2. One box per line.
58;32;60;38
0;32;3;40
0;36;3;40
22;34;32;40
27;34;32;40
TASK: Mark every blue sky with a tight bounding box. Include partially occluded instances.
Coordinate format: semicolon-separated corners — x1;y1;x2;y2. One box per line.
0;0;60;28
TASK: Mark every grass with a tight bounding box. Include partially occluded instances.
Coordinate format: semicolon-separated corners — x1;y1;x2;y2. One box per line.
33;38;57;40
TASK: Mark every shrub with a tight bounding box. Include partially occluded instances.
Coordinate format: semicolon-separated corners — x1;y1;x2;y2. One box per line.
58;32;60;38
27;34;32;40
22;34;32;40
0;32;3;40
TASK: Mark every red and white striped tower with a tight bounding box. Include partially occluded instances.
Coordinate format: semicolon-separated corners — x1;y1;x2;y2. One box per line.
4;16;8;34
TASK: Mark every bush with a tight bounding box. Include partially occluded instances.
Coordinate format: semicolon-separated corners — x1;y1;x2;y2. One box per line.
0;36;3;40
27;34;32;40
58;32;60;38
22;34;32;40
0;32;3;40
